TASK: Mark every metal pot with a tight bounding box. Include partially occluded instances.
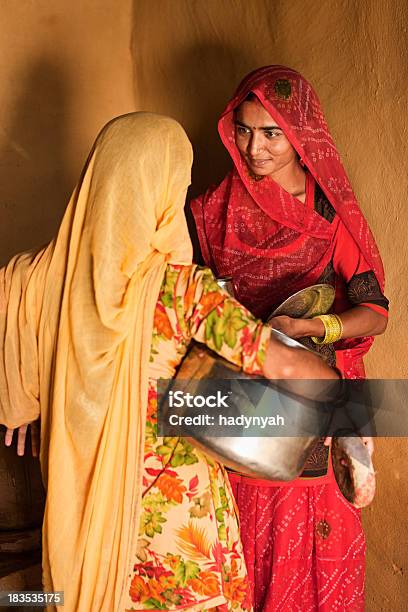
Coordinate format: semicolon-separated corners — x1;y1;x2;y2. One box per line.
160;333;341;481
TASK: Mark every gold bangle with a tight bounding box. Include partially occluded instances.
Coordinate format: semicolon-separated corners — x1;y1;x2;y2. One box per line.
311;314;343;345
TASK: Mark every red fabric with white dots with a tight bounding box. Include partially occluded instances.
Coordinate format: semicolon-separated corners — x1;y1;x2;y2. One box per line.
229;467;365;612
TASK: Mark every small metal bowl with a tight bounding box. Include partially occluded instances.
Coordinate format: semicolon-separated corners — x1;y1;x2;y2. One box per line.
268;284;335;320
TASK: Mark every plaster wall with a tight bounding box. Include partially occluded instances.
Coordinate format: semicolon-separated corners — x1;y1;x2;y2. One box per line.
132;1;408;610
0;1;407;609
0;0;135;265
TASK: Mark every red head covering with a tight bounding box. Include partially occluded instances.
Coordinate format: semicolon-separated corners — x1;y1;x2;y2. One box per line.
191;66;384;327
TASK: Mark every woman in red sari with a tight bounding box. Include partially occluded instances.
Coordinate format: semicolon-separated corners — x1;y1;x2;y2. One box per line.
190;66;388;611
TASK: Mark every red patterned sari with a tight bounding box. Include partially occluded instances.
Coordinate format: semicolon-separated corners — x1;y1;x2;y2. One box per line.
191;66;388;610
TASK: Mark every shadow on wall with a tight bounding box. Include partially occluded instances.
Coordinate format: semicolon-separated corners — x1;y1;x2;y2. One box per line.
132;39;258;262
134;41;258;194
159;44;257;196
170;44;255;264
0;59;72;265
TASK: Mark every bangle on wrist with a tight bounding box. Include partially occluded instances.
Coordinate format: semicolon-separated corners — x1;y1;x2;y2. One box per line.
311;314;343;345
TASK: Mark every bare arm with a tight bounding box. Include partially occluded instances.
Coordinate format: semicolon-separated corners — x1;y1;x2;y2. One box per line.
271;305;387;340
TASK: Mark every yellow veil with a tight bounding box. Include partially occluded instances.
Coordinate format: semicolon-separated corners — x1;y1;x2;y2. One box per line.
0;112;193;610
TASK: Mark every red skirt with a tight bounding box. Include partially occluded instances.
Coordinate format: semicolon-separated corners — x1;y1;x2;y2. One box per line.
229;465;365;612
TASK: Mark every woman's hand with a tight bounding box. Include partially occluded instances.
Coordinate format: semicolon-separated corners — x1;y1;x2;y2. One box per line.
271;306;388;341
269;315;324;339
4;421;40;457
262;333;341;404
263;332;339;381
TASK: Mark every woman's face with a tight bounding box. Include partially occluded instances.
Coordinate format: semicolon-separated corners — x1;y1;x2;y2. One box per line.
234;99;298;179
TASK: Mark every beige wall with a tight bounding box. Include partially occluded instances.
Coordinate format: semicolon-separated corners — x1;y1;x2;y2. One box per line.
132;1;408;609
0;1;407;609
0;0;135;265
132;0;407;378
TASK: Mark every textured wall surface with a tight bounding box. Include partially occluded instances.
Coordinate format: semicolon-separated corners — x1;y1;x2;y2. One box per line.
0;0;135;264
132;1;408;609
0;1;407;609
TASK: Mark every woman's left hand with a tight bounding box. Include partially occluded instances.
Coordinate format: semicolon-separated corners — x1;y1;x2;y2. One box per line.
4;421;40;457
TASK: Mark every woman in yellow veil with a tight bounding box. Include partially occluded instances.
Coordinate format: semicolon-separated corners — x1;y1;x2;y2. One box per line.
0;112;336;611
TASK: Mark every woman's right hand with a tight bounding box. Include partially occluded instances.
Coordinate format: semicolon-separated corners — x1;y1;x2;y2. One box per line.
4;420;40;457
262;332;341;403
263;332;339;380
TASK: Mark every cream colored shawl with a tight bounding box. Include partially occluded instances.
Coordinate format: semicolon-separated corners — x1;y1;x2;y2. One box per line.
0;113;193;610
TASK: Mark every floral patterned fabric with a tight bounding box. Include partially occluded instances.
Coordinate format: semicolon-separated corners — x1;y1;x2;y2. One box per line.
125;264;270;611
